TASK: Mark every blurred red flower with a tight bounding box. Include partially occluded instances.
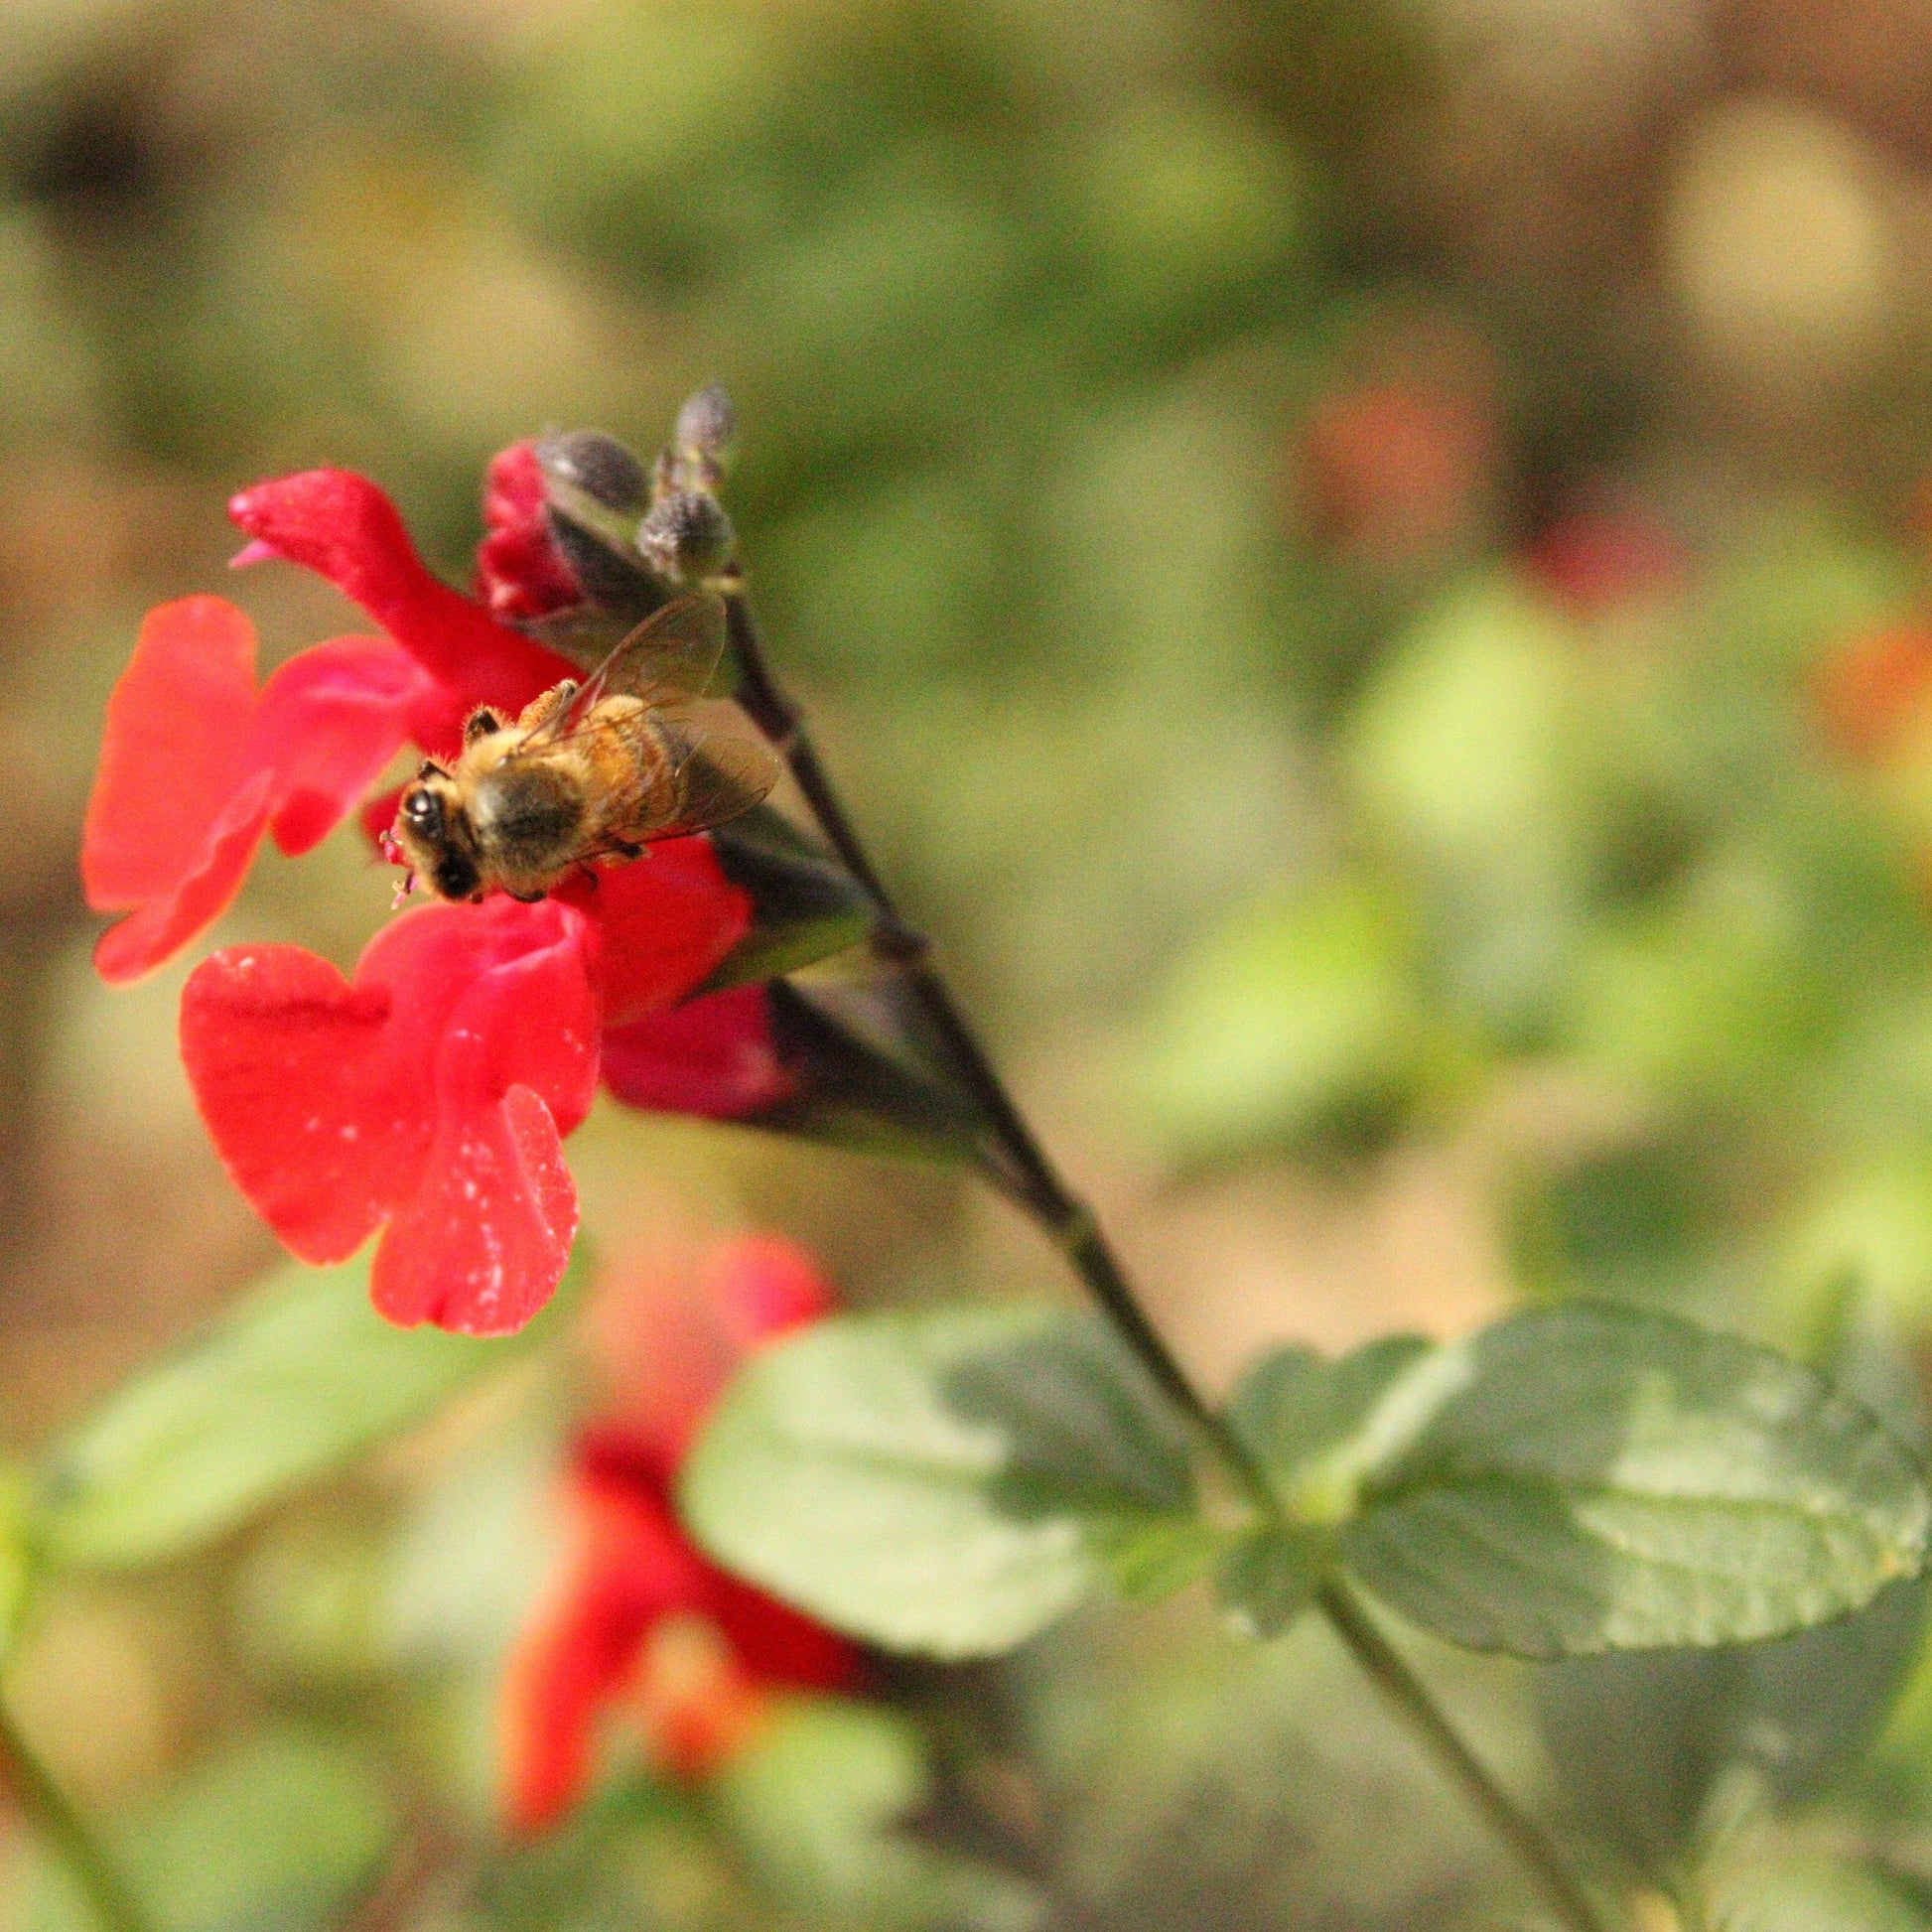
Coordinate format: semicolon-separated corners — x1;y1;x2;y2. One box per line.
501;1236;858;1833
82;449;763;1335
1812;624;1932;764
1299;379;1490;566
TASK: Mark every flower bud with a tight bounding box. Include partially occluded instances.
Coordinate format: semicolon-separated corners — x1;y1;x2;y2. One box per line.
535;430;650;517
479;442;584;623
637;489;737;586
674;383;737;475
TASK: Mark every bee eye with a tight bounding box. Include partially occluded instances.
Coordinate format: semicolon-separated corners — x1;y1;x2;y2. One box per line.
401;787;443;834
465;708;503;744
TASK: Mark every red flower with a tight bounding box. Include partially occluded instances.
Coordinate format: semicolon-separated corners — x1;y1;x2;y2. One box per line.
85;451;764;1335
1524;509;1684;617
1813;625;1932;764
477;441;584;622
82;598;431;984
180;849;752;1335
601;984;798;1121
501;1237;857;1832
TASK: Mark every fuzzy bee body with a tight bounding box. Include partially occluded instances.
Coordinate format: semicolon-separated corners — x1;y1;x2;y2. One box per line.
388;595;776;905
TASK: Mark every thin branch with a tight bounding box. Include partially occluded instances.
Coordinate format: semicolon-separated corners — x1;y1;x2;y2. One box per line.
1317;1580;1621;1932
721;574;1623;1932
0;1686;154;1932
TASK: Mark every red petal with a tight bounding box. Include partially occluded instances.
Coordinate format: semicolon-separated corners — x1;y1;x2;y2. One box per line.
704;1568;861;1694
85;599;431;980
92;771;275;987
227;469;569;712
251;635;428;855
371;1083;577;1334
704;1234;836;1352
561;838;752;1029
600;984;794;1118
183;897;601;1333
478;441;582;622
180;941;418;1263
501;1473;714;1834
83;597;258;909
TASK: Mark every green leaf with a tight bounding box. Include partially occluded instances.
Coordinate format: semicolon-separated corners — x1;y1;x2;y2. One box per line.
680;1304;1198;1657
1226;1334;1432;1521
1536;1285;1932;1874
1139;877;1427;1160
1215;1527;1325;1638
1705;1850;1930;1932
35;1249;583;1571
711;1696;1044;1931
24;1728;394;1932
1336;1303;1931;1656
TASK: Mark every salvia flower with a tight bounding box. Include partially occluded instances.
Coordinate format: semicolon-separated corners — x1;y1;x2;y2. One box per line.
82;402;972;1336
500;1236;858;1833
83;440;762;1335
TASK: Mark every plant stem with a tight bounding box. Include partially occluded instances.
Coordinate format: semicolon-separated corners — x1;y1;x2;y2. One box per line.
0;1686;153;1932
723;582;1617;1932
723;589;1275;1513
1316;1579;1619;1932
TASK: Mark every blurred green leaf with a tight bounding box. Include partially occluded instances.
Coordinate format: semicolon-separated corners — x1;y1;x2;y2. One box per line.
26;1728;394;1932
712;1696;1044;1931
1345;572;1602;1035
1215;1528;1325;1639
1140;876;1428;1159
1337;1303;1931;1656
35;1249;583;1571
681;1305;1199;1657
1703;1849;1930;1932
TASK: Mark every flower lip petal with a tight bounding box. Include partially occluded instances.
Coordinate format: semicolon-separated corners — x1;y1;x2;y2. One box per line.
370;1081;578;1335
83;596;259;910
183;897;602;1334
93;770;276;986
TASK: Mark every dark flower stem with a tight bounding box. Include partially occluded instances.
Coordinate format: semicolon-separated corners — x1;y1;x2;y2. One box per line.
1316;1581;1620;1932
723;590;1273;1510
0;1687;153;1932
722;583;1618;1932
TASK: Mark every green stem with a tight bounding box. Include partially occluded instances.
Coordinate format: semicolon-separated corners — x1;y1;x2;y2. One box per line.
1317;1579;1619;1932
722;579;1616;1932
0;1686;153;1932
722;588;1275;1514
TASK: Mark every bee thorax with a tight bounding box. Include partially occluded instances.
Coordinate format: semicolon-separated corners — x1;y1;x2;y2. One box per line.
470;763;587;867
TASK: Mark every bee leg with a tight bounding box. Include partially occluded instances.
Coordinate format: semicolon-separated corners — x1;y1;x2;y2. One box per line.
506;888;548;903
609;839;643;861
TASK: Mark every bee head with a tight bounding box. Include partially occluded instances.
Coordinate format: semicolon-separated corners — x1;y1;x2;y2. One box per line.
390;769;485;903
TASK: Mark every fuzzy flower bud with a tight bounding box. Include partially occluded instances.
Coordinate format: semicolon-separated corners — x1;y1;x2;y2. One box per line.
637;489;737;586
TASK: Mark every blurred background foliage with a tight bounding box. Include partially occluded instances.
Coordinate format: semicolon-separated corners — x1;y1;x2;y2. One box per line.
15;0;1932;1924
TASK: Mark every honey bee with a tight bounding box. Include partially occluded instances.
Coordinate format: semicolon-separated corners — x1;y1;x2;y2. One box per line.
389;592;778;903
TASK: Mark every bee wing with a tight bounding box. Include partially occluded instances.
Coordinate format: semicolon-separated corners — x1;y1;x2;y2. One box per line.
524;593;730;747
637;705;782;843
